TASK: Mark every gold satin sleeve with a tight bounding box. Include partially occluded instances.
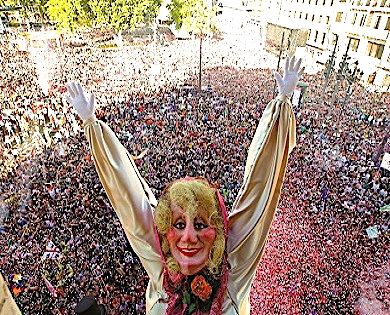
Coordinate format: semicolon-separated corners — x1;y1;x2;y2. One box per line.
227;97;296;309
84;118;163;281
0;273;21;315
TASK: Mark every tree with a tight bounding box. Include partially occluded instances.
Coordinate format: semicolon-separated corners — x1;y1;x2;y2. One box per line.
0;0;49;28
46;0;93;31
167;0;215;35
89;0;162;32
32;0;49;24
167;0;216;93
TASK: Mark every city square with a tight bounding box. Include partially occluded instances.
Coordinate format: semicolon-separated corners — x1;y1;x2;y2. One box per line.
0;0;389;314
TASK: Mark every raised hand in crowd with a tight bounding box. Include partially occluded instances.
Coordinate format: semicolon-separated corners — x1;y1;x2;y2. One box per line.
274;56;304;99
66;82;96;122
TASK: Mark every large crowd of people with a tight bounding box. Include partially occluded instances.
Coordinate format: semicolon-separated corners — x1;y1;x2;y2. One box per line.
0;29;389;314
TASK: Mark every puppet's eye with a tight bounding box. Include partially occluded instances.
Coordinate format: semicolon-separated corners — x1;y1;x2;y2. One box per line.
173;222;185;230
194;222;208;230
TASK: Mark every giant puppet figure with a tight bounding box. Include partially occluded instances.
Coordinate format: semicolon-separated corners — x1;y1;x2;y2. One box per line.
65;56;304;314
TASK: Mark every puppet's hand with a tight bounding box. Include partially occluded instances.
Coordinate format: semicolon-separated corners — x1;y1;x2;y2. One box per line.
274;56;304;98
66;82;96;121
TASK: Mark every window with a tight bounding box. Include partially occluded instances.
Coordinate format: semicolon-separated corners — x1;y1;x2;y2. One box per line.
331;33;338;45
352;12;357;24
326;16;330;24
319;15;322;23
366;41;385;59
374;16;381;29
315;30;318;41
299;12;302;18
323;0;326;5
321;33;326;44
385;17;390;30
336;12;343;22
360;14;366;26
366;12;374;26
383;74;390;87
305;13;308;19
349;37;360;51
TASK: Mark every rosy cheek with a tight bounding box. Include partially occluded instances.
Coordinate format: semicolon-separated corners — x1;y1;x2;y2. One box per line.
166;229;176;242
199;228;216;241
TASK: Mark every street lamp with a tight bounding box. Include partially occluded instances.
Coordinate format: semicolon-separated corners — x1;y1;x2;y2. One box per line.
342;60;363;106
322;34;338;97
330;38;351;108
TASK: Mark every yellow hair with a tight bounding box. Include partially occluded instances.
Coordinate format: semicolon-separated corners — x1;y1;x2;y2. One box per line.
155;179;225;275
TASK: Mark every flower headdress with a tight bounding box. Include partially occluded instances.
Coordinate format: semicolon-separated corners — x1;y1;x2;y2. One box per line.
154;177;229;315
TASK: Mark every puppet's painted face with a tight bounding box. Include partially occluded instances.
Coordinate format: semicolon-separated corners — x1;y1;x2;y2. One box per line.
167;204;216;275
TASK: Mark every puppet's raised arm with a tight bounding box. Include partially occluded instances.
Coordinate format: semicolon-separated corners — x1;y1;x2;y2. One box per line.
227;57;303;293
65;83;163;281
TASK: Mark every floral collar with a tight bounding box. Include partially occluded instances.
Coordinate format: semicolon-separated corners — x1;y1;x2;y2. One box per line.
179;274;216;314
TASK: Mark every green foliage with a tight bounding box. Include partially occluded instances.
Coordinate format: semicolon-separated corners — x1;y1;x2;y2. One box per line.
46;0;92;31
0;0;21;7
1;0;49;21
1;0;29;19
4;0;162;32
167;0;216;35
89;0;162;32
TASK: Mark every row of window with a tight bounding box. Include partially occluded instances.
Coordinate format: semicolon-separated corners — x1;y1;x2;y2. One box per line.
350;12;390;29
308;32;386;60
295;0;335;5
308;30;328;45
289;11;331;24
289;9;390;31
334;35;385;59
297;0;334;6
352;0;390;7
293;0;390;7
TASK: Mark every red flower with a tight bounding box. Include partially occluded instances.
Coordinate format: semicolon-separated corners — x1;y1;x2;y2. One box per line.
191;275;212;302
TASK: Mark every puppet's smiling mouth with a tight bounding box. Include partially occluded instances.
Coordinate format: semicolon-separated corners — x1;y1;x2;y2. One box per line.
178;247;202;257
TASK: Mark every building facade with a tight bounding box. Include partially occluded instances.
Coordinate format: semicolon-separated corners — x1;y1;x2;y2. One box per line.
258;0;390;89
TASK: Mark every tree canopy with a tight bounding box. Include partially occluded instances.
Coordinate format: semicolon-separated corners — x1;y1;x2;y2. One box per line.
1;0;49;22
88;0;161;32
167;0;216;35
3;0;218;34
46;0;92;31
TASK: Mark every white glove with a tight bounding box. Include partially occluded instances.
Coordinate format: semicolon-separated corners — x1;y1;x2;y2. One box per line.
65;82;96;121
274;56;304;98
